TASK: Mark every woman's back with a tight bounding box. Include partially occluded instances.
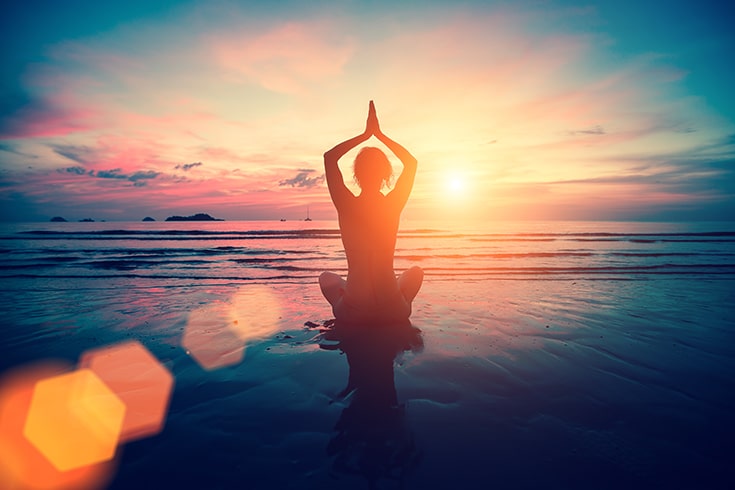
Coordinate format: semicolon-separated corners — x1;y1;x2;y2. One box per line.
339;193;402;308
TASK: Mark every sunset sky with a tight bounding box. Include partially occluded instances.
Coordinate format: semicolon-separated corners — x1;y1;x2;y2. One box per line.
1;0;733;222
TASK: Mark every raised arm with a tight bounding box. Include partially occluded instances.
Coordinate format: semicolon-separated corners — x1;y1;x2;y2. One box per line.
376;122;417;209
324;101;417;209
324;133;368;208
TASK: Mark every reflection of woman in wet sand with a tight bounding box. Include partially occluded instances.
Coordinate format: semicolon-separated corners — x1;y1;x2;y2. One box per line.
325;319;423;486
320;101;423;324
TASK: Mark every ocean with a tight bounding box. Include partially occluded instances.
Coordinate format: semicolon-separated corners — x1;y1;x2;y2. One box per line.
2;220;733;284
1;220;734;489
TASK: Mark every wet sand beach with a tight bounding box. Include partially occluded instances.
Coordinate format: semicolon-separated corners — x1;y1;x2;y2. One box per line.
1;221;734;489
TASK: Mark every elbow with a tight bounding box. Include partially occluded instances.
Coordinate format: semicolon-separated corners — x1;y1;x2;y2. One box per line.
324;152;342;170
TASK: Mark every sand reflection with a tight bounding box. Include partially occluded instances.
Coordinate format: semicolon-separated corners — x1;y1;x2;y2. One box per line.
322;320;423;488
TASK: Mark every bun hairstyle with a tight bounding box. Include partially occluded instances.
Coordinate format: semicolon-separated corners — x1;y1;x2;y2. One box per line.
353;147;392;190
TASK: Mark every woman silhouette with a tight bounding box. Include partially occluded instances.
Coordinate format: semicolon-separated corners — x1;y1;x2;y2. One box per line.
320;101;423;324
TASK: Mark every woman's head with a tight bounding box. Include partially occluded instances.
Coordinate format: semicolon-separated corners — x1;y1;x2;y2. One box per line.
353;147;392;192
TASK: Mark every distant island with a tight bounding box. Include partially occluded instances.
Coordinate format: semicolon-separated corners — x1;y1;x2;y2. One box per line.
50;216;67;222
79;218;95;222
142;216;156;222
165;213;223;222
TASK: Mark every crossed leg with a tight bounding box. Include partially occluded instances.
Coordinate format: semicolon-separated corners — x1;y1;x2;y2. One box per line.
320;268;423;320
398;266;424;303
319;271;346;307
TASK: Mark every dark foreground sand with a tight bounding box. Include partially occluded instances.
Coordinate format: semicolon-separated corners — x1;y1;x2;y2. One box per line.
1;276;734;489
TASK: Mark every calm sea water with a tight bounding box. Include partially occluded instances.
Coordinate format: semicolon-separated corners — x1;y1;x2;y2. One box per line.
1;220;734;489
1;220;733;284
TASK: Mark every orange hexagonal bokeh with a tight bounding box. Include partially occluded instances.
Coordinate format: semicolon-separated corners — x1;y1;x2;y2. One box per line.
182;301;247;370
183;285;283;370
79;341;174;443
0;362;118;490
23;368;126;472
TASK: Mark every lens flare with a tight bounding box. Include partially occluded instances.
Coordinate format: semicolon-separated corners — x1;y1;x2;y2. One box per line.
0;361;115;490
183;285;283;370
79;341;174;443
0;363;118;490
22;369;126;472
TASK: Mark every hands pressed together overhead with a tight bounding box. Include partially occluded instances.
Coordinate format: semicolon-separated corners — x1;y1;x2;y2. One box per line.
323;100;416;198
365;100;381;137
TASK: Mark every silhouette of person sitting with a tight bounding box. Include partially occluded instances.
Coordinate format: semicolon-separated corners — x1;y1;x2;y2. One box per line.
320;101;423;324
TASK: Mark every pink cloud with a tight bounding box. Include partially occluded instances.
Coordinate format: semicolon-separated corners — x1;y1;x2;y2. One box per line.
211;20;355;93
51;135;174;172
0;99;99;139
197;147;250;164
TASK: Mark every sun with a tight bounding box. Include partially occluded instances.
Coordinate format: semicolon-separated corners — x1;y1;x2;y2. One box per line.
448;176;464;194
438;171;472;206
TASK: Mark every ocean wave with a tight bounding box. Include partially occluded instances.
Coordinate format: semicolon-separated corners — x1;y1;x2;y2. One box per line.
10;229;342;239
8;228;735;239
421;263;735;274
2;264;733;282
2;224;733;283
